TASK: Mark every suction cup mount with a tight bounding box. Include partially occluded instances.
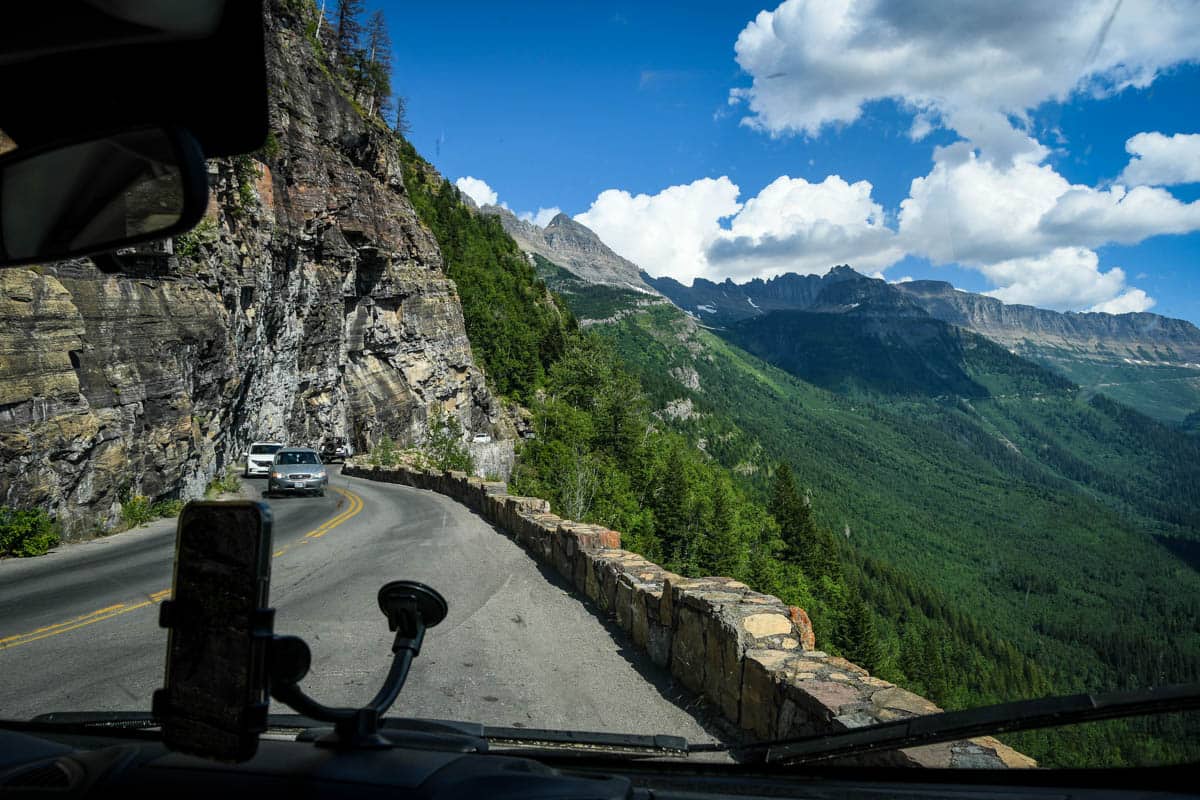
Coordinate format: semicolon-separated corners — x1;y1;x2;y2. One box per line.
267;580;448;749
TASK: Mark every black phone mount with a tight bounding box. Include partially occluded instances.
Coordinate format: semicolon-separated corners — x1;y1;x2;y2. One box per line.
266;580;448;749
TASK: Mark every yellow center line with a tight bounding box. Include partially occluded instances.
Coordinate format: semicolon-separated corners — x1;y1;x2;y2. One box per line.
0;598;162;650
0;486;366;651
0;604;126;645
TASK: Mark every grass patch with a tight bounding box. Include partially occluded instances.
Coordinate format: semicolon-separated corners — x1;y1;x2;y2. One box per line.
205;468;243;498
120;496;155;528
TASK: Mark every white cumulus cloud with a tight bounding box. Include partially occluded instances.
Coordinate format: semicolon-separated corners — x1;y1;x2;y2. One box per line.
730;0;1200;163
1090;288;1155;314
519;207;563;227
708;175;904;278
1119;132;1200;186
575;178;743;283
575;175;907;283
980;248;1152;312
895;145;1200;310
454;176;499;208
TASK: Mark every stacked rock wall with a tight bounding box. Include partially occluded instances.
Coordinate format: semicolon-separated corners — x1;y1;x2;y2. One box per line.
344;461;1035;769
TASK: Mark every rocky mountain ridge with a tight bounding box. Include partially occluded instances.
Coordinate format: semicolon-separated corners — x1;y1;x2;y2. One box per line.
0;0;500;535
644;266;1200;421
645;266;1200;363
894;279;1200;363
481;204;657;293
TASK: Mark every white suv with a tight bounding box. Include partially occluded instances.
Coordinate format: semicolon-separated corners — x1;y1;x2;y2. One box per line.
244;441;284;477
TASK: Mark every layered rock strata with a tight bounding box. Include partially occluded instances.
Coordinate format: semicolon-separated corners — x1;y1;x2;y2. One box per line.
0;0;499;534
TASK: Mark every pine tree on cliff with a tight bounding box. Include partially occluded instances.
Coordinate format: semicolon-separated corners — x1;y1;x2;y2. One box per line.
769;463;838;580
334;0;364;62
838;596;884;673
699;478;743;577
364;10;392;116
392;94;411;136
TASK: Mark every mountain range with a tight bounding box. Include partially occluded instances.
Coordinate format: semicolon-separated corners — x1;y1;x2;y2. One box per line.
644;267;1200;424
500;211;1200;766
480;204;656;293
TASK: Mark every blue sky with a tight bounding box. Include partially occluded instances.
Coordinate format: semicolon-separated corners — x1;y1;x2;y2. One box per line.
372;1;1200;323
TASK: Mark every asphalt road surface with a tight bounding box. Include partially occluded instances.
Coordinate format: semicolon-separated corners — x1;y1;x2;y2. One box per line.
0;470;723;745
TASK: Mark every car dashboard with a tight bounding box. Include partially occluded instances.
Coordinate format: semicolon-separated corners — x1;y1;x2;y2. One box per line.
2;725;1196;800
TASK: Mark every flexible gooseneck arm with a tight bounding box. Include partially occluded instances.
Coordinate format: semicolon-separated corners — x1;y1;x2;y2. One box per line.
266;581;446;749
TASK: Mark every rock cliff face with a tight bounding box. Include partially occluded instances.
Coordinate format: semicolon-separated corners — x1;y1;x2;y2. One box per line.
894;280;1200;363
481;205;657;293
0;0;498;535
646;267;1200;365
645;266;1200;421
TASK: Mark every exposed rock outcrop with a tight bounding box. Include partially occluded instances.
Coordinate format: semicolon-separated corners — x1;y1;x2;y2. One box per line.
0;0;498;535
894;279;1200;363
645;266;1200;365
481;205;657;293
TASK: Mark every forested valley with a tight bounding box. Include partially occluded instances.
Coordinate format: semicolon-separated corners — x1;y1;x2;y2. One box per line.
394;139;1200;768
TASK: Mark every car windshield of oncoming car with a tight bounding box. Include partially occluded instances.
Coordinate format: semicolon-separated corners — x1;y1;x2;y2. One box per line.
276;451;319;465
250;444;282;455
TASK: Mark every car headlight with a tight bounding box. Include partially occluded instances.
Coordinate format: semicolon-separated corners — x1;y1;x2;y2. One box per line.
271;471;283;479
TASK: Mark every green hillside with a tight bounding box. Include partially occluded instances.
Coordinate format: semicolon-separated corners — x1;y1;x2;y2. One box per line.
567;285;1200;766
394;177;1200;765
397;141;574;402
1018;344;1200;425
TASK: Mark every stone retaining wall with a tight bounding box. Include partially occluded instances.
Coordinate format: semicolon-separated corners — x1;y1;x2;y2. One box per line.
344;461;1035;769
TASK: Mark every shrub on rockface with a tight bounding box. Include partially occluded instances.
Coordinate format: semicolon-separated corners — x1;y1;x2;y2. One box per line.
0;507;60;557
121;496;155;528
424;409;474;473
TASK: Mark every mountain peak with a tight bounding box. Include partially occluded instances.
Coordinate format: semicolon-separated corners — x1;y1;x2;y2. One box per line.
482;206;655;292
544;212;576;229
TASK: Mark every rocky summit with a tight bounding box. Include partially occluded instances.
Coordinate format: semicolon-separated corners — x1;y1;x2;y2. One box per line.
0;0;500;536
645;266;1200;422
893;279;1200;363
481;205;657;293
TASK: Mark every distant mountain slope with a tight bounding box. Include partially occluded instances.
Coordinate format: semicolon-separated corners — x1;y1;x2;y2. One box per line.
724;308;1069;399
530;251;1200;765
646;267;1200;423
589;296;1200;717
894;279;1200;362
481;205;657;292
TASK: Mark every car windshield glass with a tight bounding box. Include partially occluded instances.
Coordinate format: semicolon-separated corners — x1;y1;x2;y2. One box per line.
275;452;318;465
1;0;1198;775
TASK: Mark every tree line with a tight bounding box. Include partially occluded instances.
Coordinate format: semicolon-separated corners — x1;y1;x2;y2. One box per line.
303;0;410;133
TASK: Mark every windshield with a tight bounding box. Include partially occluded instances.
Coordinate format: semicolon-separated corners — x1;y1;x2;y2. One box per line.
1;0;1197;773
274;452;319;465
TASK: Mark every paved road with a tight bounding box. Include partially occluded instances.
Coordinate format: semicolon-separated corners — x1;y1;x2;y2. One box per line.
0;470;722;744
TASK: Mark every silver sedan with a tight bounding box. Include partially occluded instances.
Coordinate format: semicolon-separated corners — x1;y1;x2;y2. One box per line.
266;447;329;497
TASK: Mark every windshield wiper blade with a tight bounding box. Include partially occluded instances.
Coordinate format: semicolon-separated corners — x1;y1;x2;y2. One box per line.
691;683;1200;766
18;713;690;759
28;711;159;730
481;725;690;759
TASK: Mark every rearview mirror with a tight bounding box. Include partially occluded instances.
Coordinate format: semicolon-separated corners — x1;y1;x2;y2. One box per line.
0;126;208;267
